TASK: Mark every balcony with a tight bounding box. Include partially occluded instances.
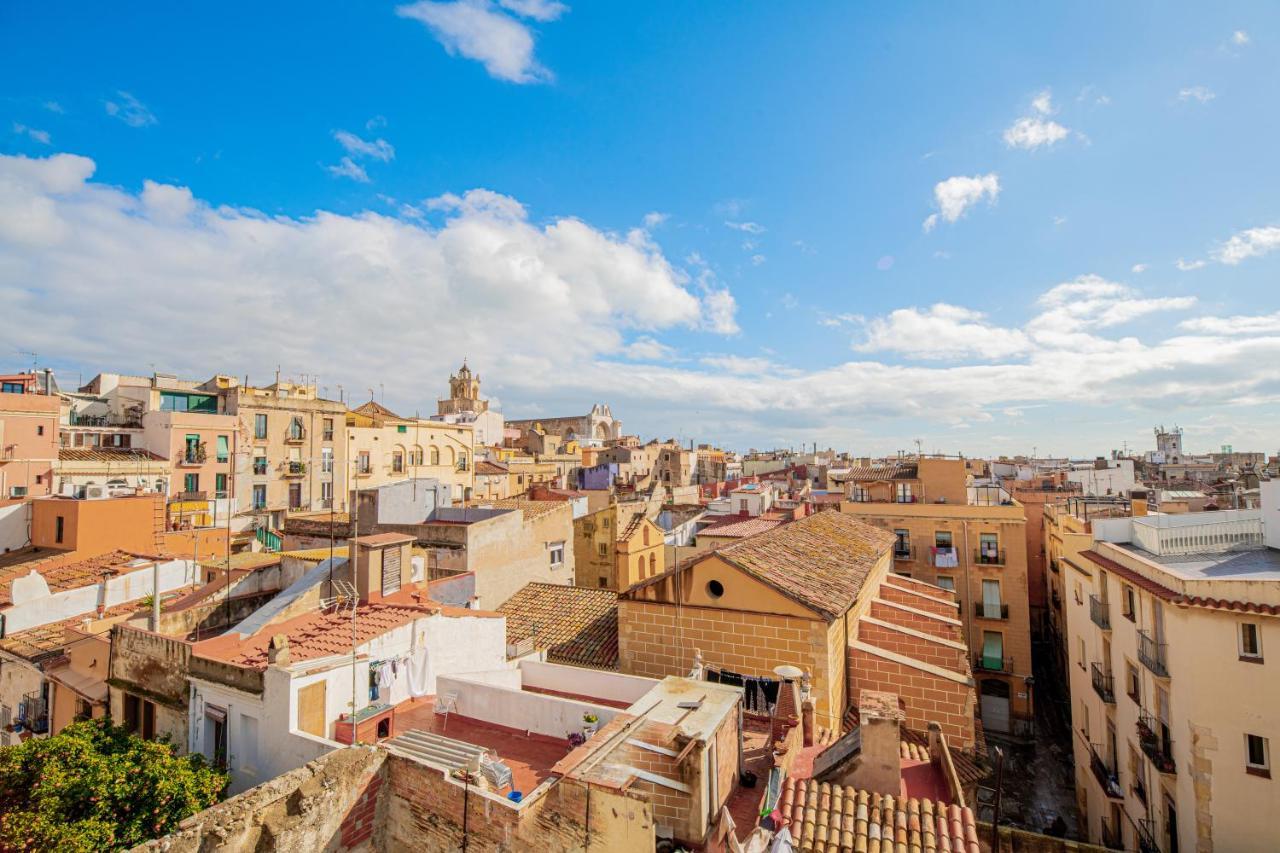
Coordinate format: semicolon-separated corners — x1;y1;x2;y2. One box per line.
1090;662;1116;704
172;491;207;502
354;467;373;478
1089;744;1124;799
1137;818;1160;853
974;547;1006;566
178;444;207;466
1089;594;1112;630
1138;712;1176;775
283;461;307;478
931;547;959;568
974;653;1013;674
893;544;914;561
974;601;1010;620
1133;773;1147;806
284;427;306;444
1137;629;1169;677
252;461;268;476
1049;557;1060;574
1100;816;1124;850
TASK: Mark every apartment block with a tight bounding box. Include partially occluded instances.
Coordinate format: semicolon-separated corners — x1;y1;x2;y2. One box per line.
839;457;1034;736
346;400;474;501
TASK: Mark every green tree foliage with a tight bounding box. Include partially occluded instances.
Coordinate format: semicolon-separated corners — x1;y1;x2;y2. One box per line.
0;719;227;852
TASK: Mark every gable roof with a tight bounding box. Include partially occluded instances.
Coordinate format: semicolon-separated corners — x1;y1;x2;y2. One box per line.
0;549;157;608
697;515;784;540
498;582;618;670
475;460;508;475
713;511;895;620
833;462;919;483
351;399;403;420
780;777;978;853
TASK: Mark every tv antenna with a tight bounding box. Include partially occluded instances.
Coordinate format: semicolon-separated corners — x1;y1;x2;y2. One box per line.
320;579;358;616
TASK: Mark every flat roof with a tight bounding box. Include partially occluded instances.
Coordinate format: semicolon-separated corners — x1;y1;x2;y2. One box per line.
626;676;741;742
1119;544;1280;582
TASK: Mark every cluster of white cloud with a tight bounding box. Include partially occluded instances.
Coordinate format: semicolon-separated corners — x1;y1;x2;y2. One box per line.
922;174;1000;232
328;128;397;183
1003;90;1071;150
396;0;566;84
12;123;50;145
104;91;157;127
0;152;735;403
1213;225;1280;265
1178;86;1216;103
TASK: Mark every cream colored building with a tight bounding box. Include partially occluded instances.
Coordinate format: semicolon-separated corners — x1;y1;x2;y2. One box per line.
1062;500;1280;853
345;401;474;502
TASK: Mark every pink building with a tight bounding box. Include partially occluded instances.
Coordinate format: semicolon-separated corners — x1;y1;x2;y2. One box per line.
0;383;59;499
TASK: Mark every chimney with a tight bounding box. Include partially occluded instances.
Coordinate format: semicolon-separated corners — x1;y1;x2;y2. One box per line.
852;690;904;795
267;634;291;666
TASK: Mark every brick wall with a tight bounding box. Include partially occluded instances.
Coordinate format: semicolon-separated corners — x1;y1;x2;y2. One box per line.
847;646;975;748
618;599;841;727
878;582;959;619
869;600;958;640
339;771;384;849
856;620;965;673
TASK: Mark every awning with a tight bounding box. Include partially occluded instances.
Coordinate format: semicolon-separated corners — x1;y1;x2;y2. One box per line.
44;664;108;704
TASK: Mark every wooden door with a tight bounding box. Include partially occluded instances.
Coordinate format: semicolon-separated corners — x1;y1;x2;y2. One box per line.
297;681;327;737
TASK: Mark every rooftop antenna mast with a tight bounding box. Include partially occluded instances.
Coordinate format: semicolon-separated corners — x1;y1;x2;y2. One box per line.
914;438;923;458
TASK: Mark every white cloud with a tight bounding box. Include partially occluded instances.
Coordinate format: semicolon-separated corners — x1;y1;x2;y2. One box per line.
856;303;1033;360
1178;86;1216;103
366;115;388;131
724;220;765;234
876;255;894;271
104;91;157;127
0;154;740;409
1232;30;1250;46
1131;263;1148;273
1053;216;1067;227
497;0;567;21
1180;311;1280;335
750;254;766;266
1175;258;1206;271
12;123;51;145
334;130;395;162
43;101;64;114
327;157;370;183
700;355;779;375
923;173;1000;230
642;211;669;229
1212;225;1280;265
396;0;553;84
1004;90;1070;150
625;336;677;361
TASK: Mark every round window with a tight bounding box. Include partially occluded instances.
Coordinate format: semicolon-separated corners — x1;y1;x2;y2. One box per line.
706;579;725;599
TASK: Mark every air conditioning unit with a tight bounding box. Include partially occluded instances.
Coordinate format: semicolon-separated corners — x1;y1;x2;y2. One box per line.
83;484;108;500
60;483;78;498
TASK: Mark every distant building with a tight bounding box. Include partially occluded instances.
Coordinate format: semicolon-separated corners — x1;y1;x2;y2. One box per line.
506;403;621;447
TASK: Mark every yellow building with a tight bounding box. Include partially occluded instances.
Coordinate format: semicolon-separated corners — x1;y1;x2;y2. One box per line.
615;513;667;589
345;400;474;501
839;457;1033;736
1059;500;1280;853
574;504;617;589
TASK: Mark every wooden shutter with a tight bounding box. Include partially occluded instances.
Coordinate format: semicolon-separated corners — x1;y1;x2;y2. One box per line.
297;681;327;738
382;548;402;596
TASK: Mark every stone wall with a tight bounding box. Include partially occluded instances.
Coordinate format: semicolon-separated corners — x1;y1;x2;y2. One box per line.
847;644;975;748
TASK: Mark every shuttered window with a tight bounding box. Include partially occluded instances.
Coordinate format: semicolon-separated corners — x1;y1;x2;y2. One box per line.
382;548;402;596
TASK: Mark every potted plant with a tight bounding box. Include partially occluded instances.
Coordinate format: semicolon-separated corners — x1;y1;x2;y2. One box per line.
582;712;599;737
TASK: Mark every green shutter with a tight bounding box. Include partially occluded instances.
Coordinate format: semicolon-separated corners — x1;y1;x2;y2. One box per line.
982;632;1003;669
216;435;229;462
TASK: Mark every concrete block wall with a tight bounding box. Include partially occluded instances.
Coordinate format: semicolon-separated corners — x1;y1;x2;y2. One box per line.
856;619;966;672
847;646;975;749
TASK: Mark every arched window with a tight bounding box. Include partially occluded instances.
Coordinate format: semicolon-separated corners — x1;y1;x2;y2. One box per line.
410;445;424;466
636;556;644;577
648;553;656;576
643;526;650;546
430;446;440;465
445;446;456;466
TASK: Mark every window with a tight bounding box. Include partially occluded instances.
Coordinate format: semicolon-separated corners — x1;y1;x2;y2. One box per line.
1;382;23;394
649;553;656;576
321;448;333;474
55;515;64;544
288;482;302;510
936;575;955;592
1126;662;1140;702
1240;623;1263;661
35;475;42;485
322;418;334;441
1078;636;1086;670
981;579;1003;619
1246;734;1270;777
1122;585;1136;621
935;531;953;548
321;481;333;506
253;454;268;476
397;424;408;434
852;485;870;502
896;482;913;503
215;473;227;498
184;434;201;463
978;532;1000;564
598;577;609;588
392;451;404;473
288;417;304;440
430;446;440;465
706;579;725;598
36;424;44;436
597;542;608;557
981;631;1004;670
1080;700;1090;739
252;484;267;509
549;542;565;567
602;517;610;530
893;529;910;558
8;486;27;498
216;435;229;463
160;391;216;413
254;414;268;439
357;451;371;474
184;473;199;493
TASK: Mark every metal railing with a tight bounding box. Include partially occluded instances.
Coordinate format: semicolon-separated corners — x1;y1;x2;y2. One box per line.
1089;594;1112;630
931;547;959;568
973;654;1013;674
284;426;306;443
180;444;207;465
1100;816;1124;850
974;547;1006;566
1091;662;1115;704
893;544;914;560
1138;712;1176;774
285;461;307;476
1137;818;1160;853
1089;743;1124;799
974;601;1009;620
1138;629;1169;677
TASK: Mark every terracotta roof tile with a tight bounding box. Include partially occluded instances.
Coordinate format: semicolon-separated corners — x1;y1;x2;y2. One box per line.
469;498;566;522
780;777;979;853
832;463;919;483
714;511;895;620
57;448;165;463
351;400;403;420
698;515;784;540
475;460;508;475
498;582;618;670
0;549;156;607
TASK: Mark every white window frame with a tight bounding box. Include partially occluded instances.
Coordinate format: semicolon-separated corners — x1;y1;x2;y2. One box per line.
549;541;565;568
935;575;955;592
1239;622;1263;660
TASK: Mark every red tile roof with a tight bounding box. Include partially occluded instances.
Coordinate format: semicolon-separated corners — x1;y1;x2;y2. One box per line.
351;400;404;420
1080;549;1280;616
0;549;156;607
475;460;508;475
498;582;618;670
832;463;919;483
779;777;979;853
713;511;896;620
698;515;784;540
58;448;165;463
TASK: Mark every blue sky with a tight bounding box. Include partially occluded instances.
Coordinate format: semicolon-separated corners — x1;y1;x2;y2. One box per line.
3;2;1280;457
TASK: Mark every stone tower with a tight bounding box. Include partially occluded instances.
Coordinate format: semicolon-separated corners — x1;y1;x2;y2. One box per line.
438;361;488;416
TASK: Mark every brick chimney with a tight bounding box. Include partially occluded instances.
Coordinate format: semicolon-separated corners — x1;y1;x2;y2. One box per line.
852;690;904;795
267;634;291;667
